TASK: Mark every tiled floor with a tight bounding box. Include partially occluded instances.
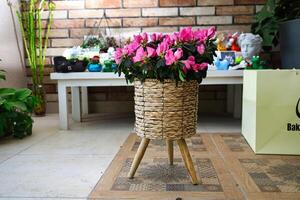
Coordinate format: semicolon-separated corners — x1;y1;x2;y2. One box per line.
0;114;241;200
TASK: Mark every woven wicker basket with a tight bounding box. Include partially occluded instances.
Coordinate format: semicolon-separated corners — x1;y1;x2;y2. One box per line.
134;79;199;140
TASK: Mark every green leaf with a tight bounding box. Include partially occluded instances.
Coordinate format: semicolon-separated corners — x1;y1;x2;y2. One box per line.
0;88;16;98
178;69;186;82
123;58;132;69
6;101;27;111
15;89;32;101
156;59;165;68
0;98;5;106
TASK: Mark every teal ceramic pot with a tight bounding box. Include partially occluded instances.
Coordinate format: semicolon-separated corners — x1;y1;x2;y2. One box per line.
88;63;102;72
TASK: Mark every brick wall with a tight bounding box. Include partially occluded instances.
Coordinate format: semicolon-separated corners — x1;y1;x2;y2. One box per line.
28;0;267;114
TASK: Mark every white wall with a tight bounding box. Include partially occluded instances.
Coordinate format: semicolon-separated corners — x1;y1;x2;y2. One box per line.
0;0;26;88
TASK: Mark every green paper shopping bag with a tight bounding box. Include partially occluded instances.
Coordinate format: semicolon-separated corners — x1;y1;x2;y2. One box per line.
242;70;300;155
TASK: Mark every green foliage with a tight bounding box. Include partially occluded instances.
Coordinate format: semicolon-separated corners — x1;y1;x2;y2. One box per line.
0;71;37;139
16;0;55;89
252;0;300;50
81;36;118;52
81;37;102;49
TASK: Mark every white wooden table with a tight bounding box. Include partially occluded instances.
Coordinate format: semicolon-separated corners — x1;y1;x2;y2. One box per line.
50;71;243;130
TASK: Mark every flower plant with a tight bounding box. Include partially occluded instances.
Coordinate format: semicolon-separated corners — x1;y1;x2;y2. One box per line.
115;27;217;84
90;56;100;64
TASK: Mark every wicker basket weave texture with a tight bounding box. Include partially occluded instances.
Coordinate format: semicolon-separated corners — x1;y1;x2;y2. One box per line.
134;79;199;140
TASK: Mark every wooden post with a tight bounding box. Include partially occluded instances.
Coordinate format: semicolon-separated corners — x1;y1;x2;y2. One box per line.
177;138;199;185
166;140;174;165
128;138;150;179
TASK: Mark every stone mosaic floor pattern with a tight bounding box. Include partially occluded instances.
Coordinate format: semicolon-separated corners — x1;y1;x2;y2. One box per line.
112;158;222;192
89;133;300;200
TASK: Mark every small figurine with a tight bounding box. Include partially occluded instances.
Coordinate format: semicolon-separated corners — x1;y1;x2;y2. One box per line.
216;33;227;51
249;56;268;70
238;33;263;60
88;56;102;72
235;56;243;65
214;58;230;70
226;32;241;51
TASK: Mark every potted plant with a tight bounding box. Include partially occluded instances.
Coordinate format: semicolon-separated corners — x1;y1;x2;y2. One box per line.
251;0;300;69
81;36;101;50
115;27;216;184
0;70;38;139
88;56;102;72
15;0;55;115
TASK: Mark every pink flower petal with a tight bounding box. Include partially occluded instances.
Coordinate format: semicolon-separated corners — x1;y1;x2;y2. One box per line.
200;63;208;70
197;44;205;55
132;47;146;63
156;41;169;56
165;49;176;66
207;27;216;38
179;27;193;42
146;47;156;57
174;48;183;60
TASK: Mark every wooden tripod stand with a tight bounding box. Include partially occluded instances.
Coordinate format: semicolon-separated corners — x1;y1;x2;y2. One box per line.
128;138;199;185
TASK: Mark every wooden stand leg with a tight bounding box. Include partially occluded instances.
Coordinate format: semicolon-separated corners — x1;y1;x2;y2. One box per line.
128;138;150;179
166;140;173;165
177;138;199;185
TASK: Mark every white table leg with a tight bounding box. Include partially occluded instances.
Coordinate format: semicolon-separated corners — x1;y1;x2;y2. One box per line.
58;83;69;130
227;85;234;114
81;86;88;116
71;86;81;122
233;85;242;119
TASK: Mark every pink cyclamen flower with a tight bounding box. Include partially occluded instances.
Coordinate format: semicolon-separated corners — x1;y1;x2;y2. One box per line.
197;44;205;55
114;48;123;64
141;32;148;43
146;46;156;57
171;32;179;42
192;62;208;72
163;35;174;46
192;64;201;72
165;48;183;66
194;27;216;42
200;63;208;70
174;48;183;60
192;63;208;72
156;41;169;56
165;49;176;66
181;56;195;73
126;41;140;55
207;26;216;39
194;29;207;42
150;33;163;42
133;35;143;44
133;33;148;44
132;47;147;63
179;27;194;42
